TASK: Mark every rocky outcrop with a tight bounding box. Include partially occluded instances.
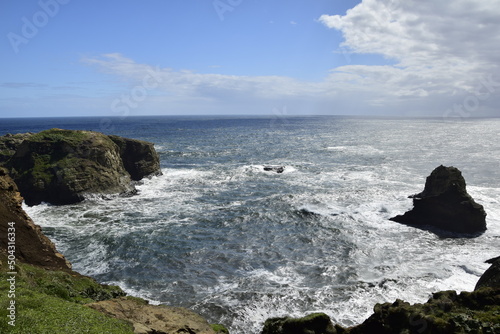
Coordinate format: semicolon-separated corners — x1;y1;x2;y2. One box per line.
390;165;486;234
262;313;337;334
0;132;34;165
1;129;161;206
108;135;161;181
261;288;500;334
87;297;217;334
264;166;285;173
0;167;70;270
342;288;500;334
475;257;500;290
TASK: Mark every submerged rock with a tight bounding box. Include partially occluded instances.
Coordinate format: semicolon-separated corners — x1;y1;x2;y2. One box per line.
390;165;486;235
1;129;161;206
87;297;217;334
264;166;285;173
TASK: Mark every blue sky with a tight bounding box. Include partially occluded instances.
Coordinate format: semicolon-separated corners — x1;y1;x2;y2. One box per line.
1;0;500;118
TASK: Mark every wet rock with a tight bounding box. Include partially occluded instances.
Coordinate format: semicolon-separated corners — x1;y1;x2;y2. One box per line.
262;313;337;334
390;165;486;235
86;297;216;334
264;166;285;173
475;256;500;290
340;288;500;334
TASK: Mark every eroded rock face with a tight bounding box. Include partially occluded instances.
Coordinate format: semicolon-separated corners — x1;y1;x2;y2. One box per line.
1;129;161;206
390;165;486;235
5;129;134;205
108;135;161;181
0;167;71;270
86;297;216;334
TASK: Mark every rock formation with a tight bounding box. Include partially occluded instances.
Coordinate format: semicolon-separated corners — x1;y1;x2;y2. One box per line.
0;167;70;270
0;129;161;206
261;286;500;334
108;135;161;181
264;166;285;173
390;165;486;234
0;132;34;165
87;297;217;334
262;313;336;334
475;257;500;290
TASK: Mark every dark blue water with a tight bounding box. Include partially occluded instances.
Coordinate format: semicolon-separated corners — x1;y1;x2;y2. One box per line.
2;116;499;333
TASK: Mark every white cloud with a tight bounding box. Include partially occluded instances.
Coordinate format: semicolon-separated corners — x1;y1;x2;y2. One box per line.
80;1;500;117
318;0;500;116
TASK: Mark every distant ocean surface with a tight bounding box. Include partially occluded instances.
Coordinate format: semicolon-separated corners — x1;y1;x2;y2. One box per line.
1;115;499;333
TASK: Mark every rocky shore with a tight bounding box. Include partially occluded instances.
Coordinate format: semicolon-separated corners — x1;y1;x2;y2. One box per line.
0;131;498;334
0;130;227;333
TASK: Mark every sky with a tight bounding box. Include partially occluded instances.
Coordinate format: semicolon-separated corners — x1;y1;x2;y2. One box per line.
1;0;500;118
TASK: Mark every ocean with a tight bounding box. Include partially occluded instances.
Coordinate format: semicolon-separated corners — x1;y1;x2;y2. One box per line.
1;115;499;333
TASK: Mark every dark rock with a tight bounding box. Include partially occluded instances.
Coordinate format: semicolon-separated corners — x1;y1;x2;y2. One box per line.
341;288;500;334
108;135;162;181
4;129;137;205
475;257;500;290
390;165;486;235
262;313;337;334
264;166;285;173
0;167;71;270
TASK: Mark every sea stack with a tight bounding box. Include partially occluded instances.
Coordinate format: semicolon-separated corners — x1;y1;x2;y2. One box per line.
390;165;486;235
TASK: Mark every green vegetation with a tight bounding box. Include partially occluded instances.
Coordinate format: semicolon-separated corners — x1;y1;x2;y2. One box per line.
29;129;90;146
0;259;133;334
211;323;230;333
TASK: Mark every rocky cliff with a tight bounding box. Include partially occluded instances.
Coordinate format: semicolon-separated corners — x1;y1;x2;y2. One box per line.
0;167;70;270
0;129;161;206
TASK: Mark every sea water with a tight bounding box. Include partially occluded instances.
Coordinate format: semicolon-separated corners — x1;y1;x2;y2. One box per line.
1;116;499;333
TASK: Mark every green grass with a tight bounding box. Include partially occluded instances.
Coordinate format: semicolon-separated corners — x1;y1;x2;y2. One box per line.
29;129;90;146
0;260;133;334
